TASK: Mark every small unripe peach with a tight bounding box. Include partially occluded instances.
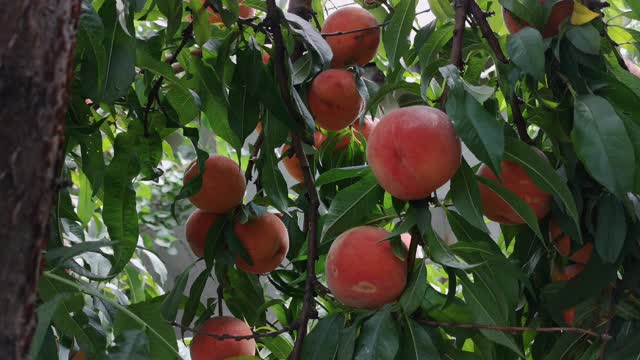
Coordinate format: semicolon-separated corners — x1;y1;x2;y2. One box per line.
477;148;551;224
233;213;289;274
185;210;219;257
183;155;246;213
326;226;407;309
190;316;256;360
322;7;380;67
308;69;362;131
367;106;461;200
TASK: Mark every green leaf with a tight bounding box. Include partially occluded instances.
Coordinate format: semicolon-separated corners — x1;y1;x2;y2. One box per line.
441;65;504;177
180;268;209;331
77;170;96;226
316;165;370;187
28;295;70;360
98;1;136;103
399;261;428;315
171;127;209;218
114;302;178;360
572;95;635;196
229;40;262;145
459;274;524;357
160;262;197;321
321;172;383;241
77;1;106;102
500;0;544;28
354;307;400;360
107;329;151;359
336;325;358;360
301;314;344;360
79;131;105;194
157;0;183;41
190;0;213;46
285;13;333;67
503;137;580;235
261;119;291;215
397;318;441;360
566;24;601;55
476;175;543;239
383;0;416;68
261;336;293;359
103;133;140;277
507;27;545;82
595;193;627;263
449;159;488;233
223;267;266;326
427;0;455;20
426;219;476;269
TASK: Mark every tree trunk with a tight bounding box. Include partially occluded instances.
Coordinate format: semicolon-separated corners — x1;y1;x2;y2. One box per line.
0;1;81;358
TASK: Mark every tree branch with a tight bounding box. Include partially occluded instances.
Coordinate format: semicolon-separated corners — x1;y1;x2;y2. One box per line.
171;321;297;341
321;22;389;37
450;0;469;69
416;318;612;340
264;1;321;358
511;96;533;144
216;284;224;317
468;1;507;64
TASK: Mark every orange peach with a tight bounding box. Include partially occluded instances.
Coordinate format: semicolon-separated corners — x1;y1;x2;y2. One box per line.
185;209;219;258
308;69;362;131
325;226;407;309
233;212;289;274
72;352;85;360
550;221;571;257
477;148;551;224
322;7;380;67
184;155;246;213
194;0;256;24
570;243;593;265
281;144;305;183
367;106;461;200
503;0;573;38
190;316;256;360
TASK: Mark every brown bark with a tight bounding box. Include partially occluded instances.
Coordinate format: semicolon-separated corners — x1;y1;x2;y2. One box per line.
0;1;81;358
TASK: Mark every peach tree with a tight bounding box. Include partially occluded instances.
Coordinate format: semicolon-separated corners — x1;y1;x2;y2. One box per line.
30;0;640;359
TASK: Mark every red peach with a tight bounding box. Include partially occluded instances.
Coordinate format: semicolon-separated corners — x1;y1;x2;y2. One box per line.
190;316;256;360
196;0;256;24
281;144;305;183
503;0;574;38
184;155;246;213
233;212;289;274
322;7;380;67
308;69;362;131
185;209;219;258
263;51;270;64
550;222;571;257
366;106;461;200
570;243;593;265
326;226;407;309
477;148;551;224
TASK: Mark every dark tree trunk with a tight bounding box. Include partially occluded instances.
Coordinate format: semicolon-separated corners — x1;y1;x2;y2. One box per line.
0;1;81;358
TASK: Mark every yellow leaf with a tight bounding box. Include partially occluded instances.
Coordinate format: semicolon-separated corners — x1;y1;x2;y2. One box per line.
571;1;600;25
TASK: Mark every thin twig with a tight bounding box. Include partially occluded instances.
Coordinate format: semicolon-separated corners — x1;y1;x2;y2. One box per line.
511;96;533;144
143;23;194;136
171;321;297;341
416;318;612;340
265;1;321;359
321;22;389;37
450;0;468;69
216;284;224;317
244;132;264;183
468;1;507;64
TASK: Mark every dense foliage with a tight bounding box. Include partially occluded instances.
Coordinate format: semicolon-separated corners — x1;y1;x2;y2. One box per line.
34;0;640;359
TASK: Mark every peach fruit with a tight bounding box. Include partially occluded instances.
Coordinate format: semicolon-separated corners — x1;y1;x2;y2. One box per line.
196;0;256;24
551;264;584;325
322;7;381;67
233;212;289;274
185;209;220;257
308;69;363;131
366;106;461;200
190;316;256;360
477;148;551;224
325;226;407;309
183;155;246;213
315;116;379;150
625;59;640;78
281;144;305;183
503;0;574;38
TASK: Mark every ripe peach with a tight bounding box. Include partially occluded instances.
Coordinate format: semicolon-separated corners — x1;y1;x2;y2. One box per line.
477;148;551;224
194;0;256;24
263;51;270;64
503;0;573;38
315;117;379;150
551;264;584;325
190;316;256;360
550;222;570;257
326;226;407;308
321;7;380;67
625;59;640;78
308;69;362;131
281;144;305;183
72;352;85;360
367;106;461;200
183;155;246;213
233;212;289;274
185;209;219;257
570;243;593;265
